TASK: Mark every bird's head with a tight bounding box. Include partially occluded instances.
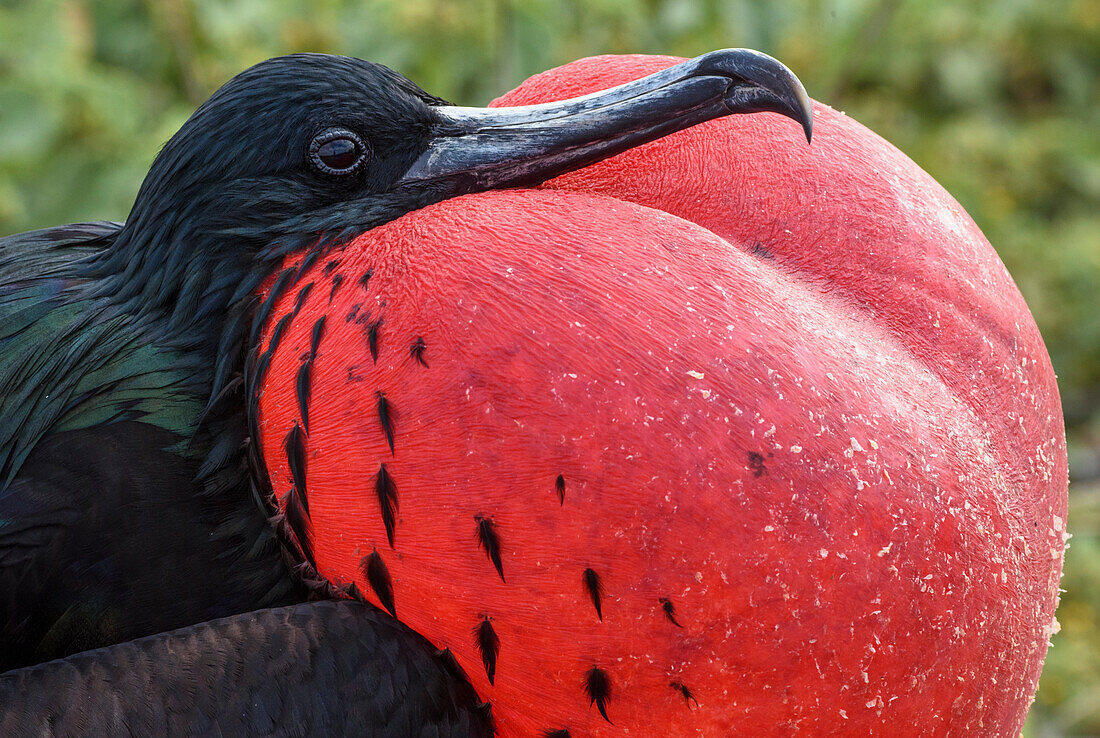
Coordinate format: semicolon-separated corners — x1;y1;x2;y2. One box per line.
95;50;811;354
125;55;447;252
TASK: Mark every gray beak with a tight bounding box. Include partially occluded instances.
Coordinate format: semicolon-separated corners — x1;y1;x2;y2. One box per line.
399;48;812;192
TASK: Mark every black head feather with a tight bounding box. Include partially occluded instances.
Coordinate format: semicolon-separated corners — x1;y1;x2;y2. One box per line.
126;54;445;259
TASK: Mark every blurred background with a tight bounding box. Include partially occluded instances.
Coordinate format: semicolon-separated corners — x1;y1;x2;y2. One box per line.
0;0;1097;733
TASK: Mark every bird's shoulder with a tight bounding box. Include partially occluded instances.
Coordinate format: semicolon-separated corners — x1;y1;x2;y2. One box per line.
0;222;207;489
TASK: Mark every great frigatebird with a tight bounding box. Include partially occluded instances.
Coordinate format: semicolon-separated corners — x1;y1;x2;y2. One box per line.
0;50;811;730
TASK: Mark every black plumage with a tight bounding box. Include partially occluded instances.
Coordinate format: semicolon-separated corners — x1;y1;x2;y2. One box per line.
436;646;472;684
0;417;295;671
0;600;493;737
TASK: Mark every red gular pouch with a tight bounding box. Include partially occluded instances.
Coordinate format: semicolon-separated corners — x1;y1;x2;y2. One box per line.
255;56;1067;738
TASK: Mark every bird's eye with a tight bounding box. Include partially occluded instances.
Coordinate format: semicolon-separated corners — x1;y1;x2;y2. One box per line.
309;128;368;175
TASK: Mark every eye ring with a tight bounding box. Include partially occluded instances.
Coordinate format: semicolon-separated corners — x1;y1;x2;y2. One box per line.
309;127;369;176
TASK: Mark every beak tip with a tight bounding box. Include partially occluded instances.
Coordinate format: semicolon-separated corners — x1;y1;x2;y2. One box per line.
799;88;814;144
702;48;814;144
780;86;814;145
787;73;814;145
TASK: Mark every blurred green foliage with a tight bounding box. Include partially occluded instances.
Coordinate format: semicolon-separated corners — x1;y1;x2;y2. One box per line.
0;0;1097;733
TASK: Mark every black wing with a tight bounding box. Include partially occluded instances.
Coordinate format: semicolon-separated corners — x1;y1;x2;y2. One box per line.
0;599;493;737
0;223;298;667
0;420;299;671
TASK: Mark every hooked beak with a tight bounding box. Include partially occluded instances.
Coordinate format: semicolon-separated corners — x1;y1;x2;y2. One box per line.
398;48;812;193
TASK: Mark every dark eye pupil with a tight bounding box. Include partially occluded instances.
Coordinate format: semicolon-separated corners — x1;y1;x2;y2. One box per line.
317;138;359;170
310;128;368;176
